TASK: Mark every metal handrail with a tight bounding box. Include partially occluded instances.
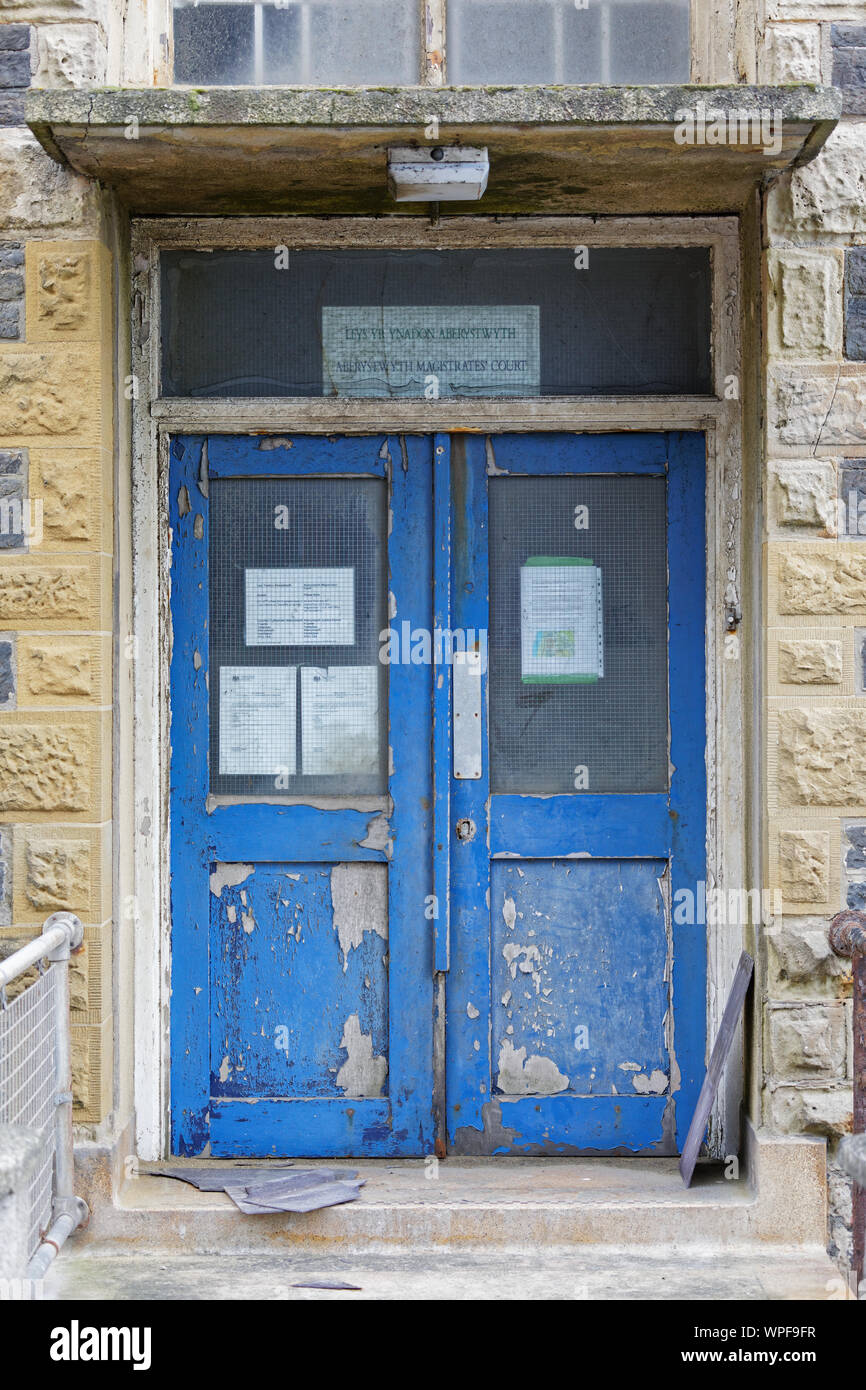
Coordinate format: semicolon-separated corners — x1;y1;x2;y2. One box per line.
829;910;866;1291
0;912;90;1277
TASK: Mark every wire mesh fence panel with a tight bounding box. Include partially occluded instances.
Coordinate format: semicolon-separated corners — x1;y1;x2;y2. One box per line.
0;967;57;1262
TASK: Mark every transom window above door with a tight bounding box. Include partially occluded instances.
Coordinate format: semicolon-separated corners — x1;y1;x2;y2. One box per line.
160;246;712;398
172;0;691;86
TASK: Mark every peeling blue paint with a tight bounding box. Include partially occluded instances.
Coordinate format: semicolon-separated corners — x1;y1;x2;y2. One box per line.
447;433;707;1155
170;434;435;1157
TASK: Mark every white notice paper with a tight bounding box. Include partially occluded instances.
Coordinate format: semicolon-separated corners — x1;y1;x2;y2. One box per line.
301;667;379;776
219;666;297;776
520;559;604;683
245;568;354;646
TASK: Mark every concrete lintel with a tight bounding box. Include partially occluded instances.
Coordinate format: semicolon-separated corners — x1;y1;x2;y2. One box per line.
25;84;842;217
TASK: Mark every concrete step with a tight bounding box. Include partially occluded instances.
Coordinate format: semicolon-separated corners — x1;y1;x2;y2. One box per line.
73;1133;829;1256
46;1245;847;1302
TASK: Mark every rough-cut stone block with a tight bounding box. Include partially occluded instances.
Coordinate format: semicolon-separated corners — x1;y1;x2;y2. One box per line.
0;244;24;341
779;707;866;806
778;638;843;684
770;124;866;238
848;246;866;297
35;250;89;331
779;829;831;901
0;346;100;442
769;1086;852;1138
18;634;92;698
0;476;26;549
0;92;26;126
24;835;89;912
34;450;94;543
0;131;97;237
765;22;821;81
12;821;109;923
778;548;866;614
0;636;15;707
767;917;852;998
0;722;91;811
0;269;25;302
0;26;31;53
0;49;30;90
0;447;25;475
846;878;866;908
770;250;842;357
769;1004;847;1079
831;24;866;113
25;241;107;344
33;22;107;88
769;365;866;450
772;461;837;531
2;0;108;24
844;246;866;358
0;562;92;623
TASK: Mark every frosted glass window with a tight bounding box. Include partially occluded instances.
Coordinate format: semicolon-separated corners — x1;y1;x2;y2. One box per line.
448;0;691;84
173;1;419;85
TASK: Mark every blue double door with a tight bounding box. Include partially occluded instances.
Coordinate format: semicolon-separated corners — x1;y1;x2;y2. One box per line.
169;431;706;1157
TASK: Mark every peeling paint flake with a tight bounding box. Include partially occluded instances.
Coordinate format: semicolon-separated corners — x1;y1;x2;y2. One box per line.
335;1014;388;1098
631;1068;669;1095
330;862;387;972
496;1039;569;1096
210;862;255;897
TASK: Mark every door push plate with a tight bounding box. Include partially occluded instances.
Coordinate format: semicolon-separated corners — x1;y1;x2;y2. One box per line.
453;650;482;780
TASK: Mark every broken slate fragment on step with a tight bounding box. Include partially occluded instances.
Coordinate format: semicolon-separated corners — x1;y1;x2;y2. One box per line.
224;1171;365;1215
149;1165;365;1213
151;1166;297;1191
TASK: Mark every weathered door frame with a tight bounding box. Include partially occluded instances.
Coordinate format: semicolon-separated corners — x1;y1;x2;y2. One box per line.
127;214;747;1161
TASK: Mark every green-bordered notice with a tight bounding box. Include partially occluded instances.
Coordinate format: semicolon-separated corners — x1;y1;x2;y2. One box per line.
321;306;540;398
520;556;604;684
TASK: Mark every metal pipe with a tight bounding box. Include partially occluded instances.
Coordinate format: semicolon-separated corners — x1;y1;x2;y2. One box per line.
0;924;69;991
829;909;866;1287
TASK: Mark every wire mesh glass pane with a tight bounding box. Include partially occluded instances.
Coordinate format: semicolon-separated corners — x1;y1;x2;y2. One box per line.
209;477;388;796
173;1;419;85
489;474;669;794
448;0;691;84
162;248;712;399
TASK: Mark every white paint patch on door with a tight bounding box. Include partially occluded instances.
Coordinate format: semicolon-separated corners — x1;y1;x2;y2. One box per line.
330;862;388;972
335;1013;388;1097
631;1069;669;1094
496;1039;569;1096
210;863;255;896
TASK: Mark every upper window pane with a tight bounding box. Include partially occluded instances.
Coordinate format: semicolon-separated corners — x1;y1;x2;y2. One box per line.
173;0;419;85
449;0;691;84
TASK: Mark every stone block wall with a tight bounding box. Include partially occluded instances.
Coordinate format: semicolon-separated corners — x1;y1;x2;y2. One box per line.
0;5;113;1126
761;0;866;1265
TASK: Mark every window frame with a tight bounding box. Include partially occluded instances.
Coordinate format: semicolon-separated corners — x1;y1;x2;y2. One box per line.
123;0;758;89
